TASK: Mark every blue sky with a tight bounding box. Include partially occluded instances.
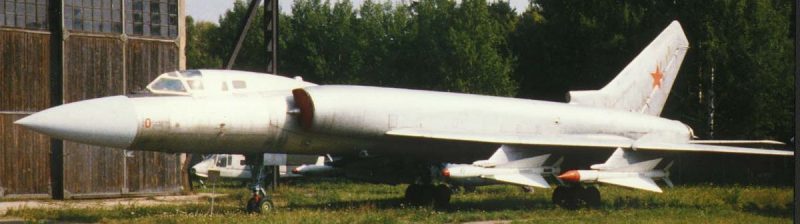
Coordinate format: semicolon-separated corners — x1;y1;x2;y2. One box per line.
187;0;530;24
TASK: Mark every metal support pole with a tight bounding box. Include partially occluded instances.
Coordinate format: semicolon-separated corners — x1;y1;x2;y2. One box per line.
225;0;263;69
49;0;65;200
793;0;799;220
264;0;278;74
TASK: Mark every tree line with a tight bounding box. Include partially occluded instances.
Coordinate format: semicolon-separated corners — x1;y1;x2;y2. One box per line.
187;0;794;143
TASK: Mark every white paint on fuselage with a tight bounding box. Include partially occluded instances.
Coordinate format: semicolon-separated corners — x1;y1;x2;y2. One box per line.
299;85;690;146
126;85;690;161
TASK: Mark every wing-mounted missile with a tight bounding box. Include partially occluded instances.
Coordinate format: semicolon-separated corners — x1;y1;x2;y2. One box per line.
443;153;563;190
472;145;532;167
558;148;673;193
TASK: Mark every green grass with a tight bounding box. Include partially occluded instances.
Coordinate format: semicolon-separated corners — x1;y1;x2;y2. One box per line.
3;179;792;223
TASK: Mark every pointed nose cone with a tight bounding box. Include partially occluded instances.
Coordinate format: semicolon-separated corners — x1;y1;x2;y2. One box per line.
557;170;581;183
15;96;138;148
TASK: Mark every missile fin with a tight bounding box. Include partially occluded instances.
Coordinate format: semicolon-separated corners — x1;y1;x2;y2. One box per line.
475;145;533;167
487;173;550;188
609;158;662;172
598;176;663;193
496;154;550;168
664;177;674;188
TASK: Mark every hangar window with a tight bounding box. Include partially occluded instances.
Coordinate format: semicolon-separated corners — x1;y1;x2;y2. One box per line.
0;0;48;30
125;0;177;38
65;0;123;33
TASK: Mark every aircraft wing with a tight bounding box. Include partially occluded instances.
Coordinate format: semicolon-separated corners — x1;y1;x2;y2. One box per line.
385;129;793;156
386;129;633;148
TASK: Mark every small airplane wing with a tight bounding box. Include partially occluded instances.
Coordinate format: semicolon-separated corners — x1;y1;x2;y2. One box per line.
385;129;793;156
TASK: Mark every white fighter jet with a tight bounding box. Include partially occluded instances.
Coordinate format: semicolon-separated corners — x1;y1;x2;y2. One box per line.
15;21;792;211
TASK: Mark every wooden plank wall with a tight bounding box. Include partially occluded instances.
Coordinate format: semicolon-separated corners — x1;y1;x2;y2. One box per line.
61;36;127;197
125;39;181;194
126;40;179;93
0;31;52;197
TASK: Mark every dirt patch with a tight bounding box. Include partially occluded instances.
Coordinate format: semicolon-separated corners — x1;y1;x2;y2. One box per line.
0;193;224;216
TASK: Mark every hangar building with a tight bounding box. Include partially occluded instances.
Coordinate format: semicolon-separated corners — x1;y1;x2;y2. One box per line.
0;0;186;199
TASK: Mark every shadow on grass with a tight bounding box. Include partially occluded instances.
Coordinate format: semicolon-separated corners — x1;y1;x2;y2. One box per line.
606;196;792;218
742;203;793;218
289;196;556;212
53;212;102;223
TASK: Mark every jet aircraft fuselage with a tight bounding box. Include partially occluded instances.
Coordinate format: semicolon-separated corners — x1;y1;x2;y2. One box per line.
41;85;689;164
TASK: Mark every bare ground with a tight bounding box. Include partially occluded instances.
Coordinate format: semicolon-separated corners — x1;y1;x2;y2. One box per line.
0;193;223;216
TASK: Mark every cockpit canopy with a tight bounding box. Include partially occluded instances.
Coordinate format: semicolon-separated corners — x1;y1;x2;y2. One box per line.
146;69;315;96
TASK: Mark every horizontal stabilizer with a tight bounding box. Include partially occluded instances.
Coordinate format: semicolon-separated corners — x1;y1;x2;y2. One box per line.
496;154;550;169
599;176;662;193
487;173;550;188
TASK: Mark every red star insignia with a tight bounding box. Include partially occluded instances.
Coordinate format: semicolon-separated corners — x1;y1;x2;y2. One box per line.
651;64;663;89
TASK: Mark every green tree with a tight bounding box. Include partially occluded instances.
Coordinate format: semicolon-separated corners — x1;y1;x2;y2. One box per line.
511;0;792;141
186;16;223;69
211;0;269;72
398;0;516;95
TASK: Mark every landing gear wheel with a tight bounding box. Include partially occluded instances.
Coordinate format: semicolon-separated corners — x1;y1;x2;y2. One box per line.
433;185;451;209
405;184;423;205
581;186;601;208
260;199;274;212
552;186;579;210
246;195;274;213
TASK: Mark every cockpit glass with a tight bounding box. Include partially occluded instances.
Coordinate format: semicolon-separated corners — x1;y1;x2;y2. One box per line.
150;78;186;92
186;80;204;90
180;70;203;78
216;155;228;167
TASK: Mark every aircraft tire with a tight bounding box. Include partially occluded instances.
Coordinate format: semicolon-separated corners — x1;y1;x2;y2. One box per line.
433;185;451;209
260;199;274;212
418;184;435;205
404;184;423;205
581;186;601;208
552;186;579;210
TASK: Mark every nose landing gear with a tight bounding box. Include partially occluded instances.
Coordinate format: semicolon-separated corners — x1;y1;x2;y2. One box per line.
244;154;275;213
246;185;274;213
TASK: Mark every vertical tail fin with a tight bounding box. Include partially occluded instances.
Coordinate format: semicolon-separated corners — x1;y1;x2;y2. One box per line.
567;21;689;116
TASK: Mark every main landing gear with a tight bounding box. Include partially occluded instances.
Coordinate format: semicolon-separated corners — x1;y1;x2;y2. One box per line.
404;184;452;208
552;185;601;209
